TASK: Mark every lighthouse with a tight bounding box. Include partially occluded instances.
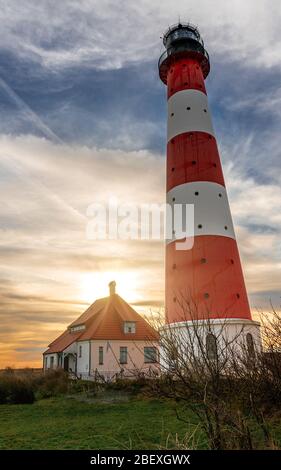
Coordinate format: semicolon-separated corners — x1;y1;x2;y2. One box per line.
158;23;260;353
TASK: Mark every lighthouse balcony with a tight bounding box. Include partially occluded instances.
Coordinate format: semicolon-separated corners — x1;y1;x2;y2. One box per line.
158;45;210;84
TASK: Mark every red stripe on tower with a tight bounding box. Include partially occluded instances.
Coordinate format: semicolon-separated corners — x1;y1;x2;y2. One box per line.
158;23;253;325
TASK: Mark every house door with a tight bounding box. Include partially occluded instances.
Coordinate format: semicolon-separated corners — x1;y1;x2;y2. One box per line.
63;355;69;371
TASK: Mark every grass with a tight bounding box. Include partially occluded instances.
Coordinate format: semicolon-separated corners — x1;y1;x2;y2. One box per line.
0;396;200;450
0;395;280;450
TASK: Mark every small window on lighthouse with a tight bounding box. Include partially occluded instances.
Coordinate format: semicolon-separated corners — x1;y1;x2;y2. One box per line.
246;333;255;359
206;333;218;360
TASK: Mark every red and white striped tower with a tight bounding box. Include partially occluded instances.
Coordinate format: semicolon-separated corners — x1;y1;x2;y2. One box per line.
159;23;260;349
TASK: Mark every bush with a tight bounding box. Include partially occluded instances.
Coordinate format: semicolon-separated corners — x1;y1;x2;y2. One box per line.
0;376;35;404
32;369;69;399
68;379;99;395
107;377;150;394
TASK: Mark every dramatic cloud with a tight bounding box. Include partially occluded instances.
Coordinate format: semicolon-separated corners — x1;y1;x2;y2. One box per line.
0;0;280;69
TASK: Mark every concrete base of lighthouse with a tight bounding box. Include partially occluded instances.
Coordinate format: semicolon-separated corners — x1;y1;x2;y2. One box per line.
160;318;261;370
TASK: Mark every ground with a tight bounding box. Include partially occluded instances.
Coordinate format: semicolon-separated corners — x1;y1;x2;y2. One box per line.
0;396;280;450
0;397;196;450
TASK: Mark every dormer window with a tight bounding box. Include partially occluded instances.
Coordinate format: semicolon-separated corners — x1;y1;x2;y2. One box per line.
69;324;86;333
124;321;136;334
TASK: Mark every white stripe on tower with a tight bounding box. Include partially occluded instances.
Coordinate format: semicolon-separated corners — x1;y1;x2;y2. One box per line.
167;89;214;141
166;181;235;242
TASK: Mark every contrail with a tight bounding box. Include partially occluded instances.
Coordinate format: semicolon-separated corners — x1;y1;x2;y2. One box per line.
1;152;86;223
0;76;64;145
0;76;84;222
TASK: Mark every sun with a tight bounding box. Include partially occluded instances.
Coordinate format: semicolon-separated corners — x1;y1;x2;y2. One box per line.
79;270;140;304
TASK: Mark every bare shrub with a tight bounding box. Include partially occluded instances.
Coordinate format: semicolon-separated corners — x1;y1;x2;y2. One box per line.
147;297;280;449
32;368;69;398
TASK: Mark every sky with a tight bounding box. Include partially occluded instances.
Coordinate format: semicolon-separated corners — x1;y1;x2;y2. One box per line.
0;0;281;367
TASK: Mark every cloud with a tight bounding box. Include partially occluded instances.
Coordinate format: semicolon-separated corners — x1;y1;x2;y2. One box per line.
0;77;63;143
0;0;280;70
224;163;281;297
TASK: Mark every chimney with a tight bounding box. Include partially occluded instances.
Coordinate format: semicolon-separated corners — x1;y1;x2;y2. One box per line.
109;280;116;296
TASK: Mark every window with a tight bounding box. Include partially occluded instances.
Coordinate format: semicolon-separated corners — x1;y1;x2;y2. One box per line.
144;347;158;364
120;347;128;364
79;345;82;358
124;321;136;334
99;346;103;365
206;333;218;360
246;333;255;359
50;356;54;369
70;325;86;333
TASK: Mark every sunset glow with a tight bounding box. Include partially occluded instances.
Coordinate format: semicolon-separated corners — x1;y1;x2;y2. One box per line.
79;271;141;304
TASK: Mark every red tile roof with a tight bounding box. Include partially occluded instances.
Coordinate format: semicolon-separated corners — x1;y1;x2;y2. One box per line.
43;330;82;354
69;297;107;327
44;294;158;354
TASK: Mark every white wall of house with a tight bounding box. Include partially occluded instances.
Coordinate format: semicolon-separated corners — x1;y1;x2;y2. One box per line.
89;340;159;380
76;340;90;378
44;341;78;372
44;339;160;380
44;353;58;370
63;342;77;373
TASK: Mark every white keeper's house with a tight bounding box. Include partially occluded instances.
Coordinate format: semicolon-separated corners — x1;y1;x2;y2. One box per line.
43;282;159;380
